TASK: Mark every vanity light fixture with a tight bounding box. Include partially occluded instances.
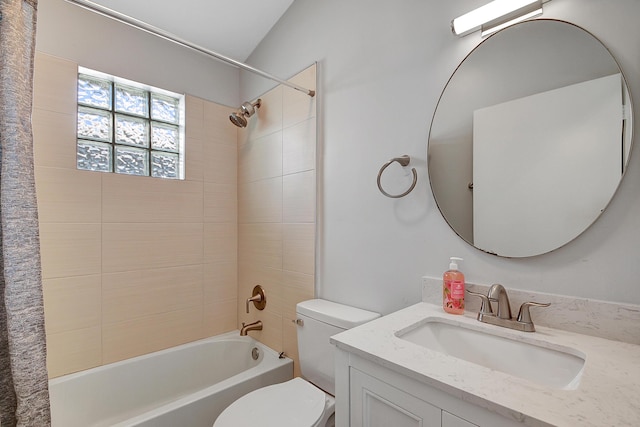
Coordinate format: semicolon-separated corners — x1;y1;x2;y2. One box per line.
451;0;548;37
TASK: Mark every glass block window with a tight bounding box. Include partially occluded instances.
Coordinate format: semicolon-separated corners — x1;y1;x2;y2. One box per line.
76;68;184;179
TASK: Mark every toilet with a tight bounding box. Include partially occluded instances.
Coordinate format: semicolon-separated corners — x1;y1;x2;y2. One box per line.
213;299;380;427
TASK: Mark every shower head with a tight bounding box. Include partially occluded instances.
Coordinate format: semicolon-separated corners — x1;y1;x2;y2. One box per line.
229;99;262;128
229;111;248;128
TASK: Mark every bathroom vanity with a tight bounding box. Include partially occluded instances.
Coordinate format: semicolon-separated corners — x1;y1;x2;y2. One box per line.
331;301;640;426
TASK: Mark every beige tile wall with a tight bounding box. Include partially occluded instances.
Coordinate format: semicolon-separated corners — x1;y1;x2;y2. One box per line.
34;52;316;379
238;65;317;377
34;52;238;377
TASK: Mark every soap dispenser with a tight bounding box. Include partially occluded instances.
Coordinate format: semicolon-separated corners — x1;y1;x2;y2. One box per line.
443;257;465;315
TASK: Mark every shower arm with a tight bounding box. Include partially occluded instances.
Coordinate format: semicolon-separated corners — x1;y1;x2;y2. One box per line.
64;0;316;98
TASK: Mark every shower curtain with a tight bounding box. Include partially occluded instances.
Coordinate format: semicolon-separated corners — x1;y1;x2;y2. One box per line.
0;0;51;425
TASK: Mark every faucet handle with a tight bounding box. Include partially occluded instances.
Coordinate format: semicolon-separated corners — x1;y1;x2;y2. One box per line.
466;290;494;316
245;285;266;313
245;294;261;314
517;301;551;328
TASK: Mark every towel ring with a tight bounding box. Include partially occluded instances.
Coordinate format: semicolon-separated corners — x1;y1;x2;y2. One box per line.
377;155;417;198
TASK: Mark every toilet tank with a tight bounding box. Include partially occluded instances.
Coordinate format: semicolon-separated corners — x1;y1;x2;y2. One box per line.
296;299;380;395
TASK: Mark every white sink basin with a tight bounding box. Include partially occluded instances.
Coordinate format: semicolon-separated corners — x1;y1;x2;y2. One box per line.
396;318;585;390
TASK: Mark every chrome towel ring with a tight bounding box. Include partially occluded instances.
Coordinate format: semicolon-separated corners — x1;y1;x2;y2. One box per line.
377;155;417;198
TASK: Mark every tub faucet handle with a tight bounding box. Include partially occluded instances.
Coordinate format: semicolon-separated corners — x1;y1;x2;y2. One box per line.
246;285;266;313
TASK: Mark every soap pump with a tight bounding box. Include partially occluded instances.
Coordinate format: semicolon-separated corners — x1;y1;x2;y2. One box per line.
443;257;465;315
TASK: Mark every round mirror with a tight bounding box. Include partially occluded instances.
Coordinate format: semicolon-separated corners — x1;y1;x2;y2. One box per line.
428;19;633;258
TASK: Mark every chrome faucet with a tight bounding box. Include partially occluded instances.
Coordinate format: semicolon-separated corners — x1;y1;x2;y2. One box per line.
467;285;550;332
240;320;263;336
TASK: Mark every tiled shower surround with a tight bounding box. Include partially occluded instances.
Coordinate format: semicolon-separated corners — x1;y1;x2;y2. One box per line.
237;66;317;378
33;51;316;378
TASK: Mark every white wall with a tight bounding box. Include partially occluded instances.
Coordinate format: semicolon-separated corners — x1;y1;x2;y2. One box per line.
242;0;640;314
36;0;240;106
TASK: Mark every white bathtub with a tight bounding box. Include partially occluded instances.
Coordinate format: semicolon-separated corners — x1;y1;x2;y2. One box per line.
49;332;293;427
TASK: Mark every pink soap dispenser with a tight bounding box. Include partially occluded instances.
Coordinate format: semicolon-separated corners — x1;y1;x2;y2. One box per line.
443;257;465;315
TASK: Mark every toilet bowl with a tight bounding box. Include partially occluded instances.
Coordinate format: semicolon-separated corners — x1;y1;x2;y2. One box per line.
213;299;379;427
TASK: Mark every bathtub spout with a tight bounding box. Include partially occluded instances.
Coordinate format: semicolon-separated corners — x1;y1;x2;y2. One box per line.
240;320;263;336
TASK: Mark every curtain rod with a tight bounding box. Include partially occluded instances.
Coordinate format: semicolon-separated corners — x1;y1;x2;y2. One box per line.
64;0;316;97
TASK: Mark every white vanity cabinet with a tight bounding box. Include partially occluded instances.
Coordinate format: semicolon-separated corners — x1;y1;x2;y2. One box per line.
332;302;640;427
336;348;518;427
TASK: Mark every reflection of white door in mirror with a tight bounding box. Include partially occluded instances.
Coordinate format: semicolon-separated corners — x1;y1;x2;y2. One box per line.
473;73;622;257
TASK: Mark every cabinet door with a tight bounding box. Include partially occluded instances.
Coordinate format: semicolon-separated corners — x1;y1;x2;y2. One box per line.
350;368;442;427
442;411;479;427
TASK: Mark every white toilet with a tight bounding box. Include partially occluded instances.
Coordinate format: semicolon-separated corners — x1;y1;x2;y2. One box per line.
213;299;380;427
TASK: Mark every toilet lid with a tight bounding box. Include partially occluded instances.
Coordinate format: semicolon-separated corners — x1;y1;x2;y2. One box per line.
214;377;326;427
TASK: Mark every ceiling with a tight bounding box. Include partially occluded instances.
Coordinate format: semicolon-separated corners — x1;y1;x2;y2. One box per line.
87;0;295;61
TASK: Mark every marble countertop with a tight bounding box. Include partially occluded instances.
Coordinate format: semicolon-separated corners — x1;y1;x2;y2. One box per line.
330;302;640;427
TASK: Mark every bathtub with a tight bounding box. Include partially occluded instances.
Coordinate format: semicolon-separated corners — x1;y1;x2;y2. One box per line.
49;332;293;427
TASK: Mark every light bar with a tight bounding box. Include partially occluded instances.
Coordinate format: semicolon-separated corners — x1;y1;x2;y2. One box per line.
451;0;544;37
